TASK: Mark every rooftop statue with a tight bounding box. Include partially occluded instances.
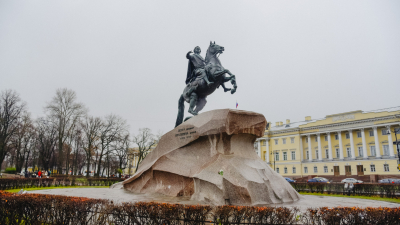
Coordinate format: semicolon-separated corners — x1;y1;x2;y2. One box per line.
175;41;237;127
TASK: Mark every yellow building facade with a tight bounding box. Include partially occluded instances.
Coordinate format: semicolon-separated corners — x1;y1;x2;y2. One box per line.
256;107;400;179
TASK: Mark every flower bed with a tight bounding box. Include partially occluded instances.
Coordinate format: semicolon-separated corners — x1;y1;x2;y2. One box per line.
1;191;399;224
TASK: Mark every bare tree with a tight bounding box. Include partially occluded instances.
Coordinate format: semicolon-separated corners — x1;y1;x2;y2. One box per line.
35;117;58;171
0;90;26;170
10;112;35;172
81;116;102;177
95;115;128;177
45;88;86;173
113;133;130;178
132;128;157;172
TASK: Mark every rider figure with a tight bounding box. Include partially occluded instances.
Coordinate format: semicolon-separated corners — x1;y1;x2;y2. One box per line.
186;46;213;86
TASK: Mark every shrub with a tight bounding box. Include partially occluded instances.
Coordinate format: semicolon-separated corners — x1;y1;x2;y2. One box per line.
1;191;400;224
4;167;16;174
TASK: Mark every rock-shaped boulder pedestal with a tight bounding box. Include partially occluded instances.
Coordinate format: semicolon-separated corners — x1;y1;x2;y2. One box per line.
123;109;301;205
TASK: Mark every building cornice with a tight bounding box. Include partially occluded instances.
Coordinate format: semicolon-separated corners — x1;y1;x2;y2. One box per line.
265;114;399;136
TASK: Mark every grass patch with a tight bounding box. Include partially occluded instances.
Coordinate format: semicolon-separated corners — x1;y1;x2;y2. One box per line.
300;192;400;204
5;186;109;193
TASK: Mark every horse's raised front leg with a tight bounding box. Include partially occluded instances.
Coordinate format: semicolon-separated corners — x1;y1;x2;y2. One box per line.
222;71;237;94
220;83;231;92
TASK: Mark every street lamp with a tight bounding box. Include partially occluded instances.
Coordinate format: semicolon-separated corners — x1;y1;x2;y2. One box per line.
387;128;400;165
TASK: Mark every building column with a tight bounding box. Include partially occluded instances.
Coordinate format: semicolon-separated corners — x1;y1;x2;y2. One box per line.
348;129;356;159
360;128;368;159
338;131;344;160
373;126;381;159
317;133;322;161
256;139;261;158
307;134;312;161
265;139;270;163
327;132;333;161
386;125;395;158
300;136;304;161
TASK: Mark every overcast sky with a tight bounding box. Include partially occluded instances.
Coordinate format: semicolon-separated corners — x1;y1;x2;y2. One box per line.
1;0;399;135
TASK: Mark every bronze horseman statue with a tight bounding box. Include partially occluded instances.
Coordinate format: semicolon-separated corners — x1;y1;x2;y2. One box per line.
175;41;237;127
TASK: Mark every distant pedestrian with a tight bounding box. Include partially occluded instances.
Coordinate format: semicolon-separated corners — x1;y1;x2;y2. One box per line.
38;170;42;178
24;170;28;178
44;171;48;178
48;170;51;177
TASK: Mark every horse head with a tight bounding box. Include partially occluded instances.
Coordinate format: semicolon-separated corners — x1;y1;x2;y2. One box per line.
205;41;224;65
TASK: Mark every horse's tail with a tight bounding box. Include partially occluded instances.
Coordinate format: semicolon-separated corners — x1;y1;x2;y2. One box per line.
175;95;185;127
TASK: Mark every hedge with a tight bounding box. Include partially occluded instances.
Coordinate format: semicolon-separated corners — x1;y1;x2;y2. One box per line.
0;178;123;190
1;191;400;224
291;182;400;198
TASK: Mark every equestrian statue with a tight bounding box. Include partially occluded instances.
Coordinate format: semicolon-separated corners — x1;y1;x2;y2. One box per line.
175;41;237;127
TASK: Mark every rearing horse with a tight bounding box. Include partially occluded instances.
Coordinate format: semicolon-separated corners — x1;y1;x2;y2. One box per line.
175;41;237;127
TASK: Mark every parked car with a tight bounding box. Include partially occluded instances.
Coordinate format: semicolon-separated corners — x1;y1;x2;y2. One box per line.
341;178;363;184
307;177;330;183
284;177;296;183
378;178;400;184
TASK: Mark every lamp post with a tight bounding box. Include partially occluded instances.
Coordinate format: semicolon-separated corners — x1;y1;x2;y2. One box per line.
387;128;400;166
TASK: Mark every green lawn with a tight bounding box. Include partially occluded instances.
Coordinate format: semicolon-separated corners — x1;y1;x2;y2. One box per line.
300;192;400;204
5;186;109;193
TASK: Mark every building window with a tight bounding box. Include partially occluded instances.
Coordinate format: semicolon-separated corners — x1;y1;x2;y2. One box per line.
291;137;295;143
346;147;351;158
305;138;308;143
370;146;376;156
275;152;279;161
370;164;376;172
358;147;363;157
323;135;327;141
382;129;388;135
357;132;362;138
283;152;287;161
324;166;328;173
262;141;266;146
292;167;296;173
345;133;350;139
335;134;339;140
283;138;286;144
325;149;329;159
306;151;309;160
304;167;308;173
316;150;319;159
315;137;318;142
369;130;374;137
284;167;288;174
336;148;340;158
274;139;278;145
384;164;389;172
314;166;318;173
291;151;296;160
276;168;280;173
383;145;389;156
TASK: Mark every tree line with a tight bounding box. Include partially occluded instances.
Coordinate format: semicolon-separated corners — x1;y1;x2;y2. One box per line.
0;88;159;177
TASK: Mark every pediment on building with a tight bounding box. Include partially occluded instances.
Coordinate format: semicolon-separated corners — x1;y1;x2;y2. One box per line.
356;142;362;146
324;145;328;148
334;144;339;147
368;141;375;145
304;147;308;150
345;143;350;146
315;147;318;149
381;140;388;144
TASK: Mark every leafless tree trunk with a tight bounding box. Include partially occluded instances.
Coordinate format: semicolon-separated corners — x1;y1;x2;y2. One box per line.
36;117;58;171
96;114;128;177
45;88;86;174
132;128;158;172
81;116;102;177
10;112;34;172
0;90;26;170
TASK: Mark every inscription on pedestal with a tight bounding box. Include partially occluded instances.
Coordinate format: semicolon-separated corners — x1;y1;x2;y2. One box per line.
175;127;197;140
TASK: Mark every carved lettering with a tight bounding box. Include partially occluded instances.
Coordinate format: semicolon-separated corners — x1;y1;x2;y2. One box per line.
332;115;355;122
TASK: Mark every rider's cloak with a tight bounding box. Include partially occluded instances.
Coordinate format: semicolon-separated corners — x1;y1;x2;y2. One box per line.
186;59;195;85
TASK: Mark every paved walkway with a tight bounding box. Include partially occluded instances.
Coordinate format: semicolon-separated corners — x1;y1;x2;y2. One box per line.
28;188;400;211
